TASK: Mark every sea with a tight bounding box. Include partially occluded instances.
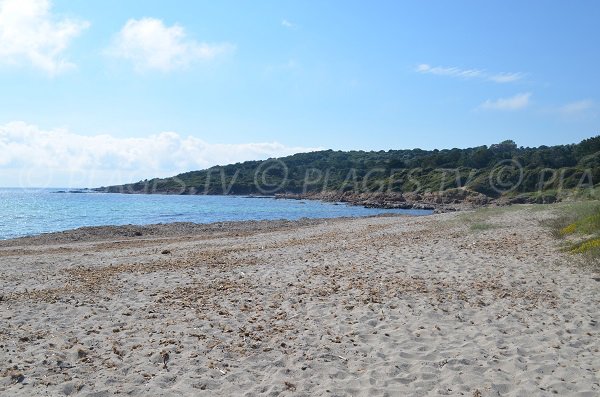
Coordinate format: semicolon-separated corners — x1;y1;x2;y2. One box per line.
0;188;432;240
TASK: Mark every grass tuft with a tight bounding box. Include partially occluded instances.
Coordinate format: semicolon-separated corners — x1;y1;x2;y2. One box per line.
470;222;497;232
544;200;600;268
570;237;600;254
544;201;600;237
560;223;577;236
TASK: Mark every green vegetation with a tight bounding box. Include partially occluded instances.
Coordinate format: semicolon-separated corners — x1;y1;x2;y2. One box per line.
545;201;600;237
570;237;600;254
469;222;498;232
545;201;600;267
97;136;600;201
455;205;516;232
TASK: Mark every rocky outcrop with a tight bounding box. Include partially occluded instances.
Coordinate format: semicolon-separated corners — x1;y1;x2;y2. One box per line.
275;188;492;213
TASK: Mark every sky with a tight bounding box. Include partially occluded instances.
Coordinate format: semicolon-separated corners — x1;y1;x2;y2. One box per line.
0;0;599;187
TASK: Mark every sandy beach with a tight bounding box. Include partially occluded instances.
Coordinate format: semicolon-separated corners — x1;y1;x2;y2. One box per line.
0;205;598;396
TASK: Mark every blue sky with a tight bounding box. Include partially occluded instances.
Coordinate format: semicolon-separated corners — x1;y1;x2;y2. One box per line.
0;0;599;187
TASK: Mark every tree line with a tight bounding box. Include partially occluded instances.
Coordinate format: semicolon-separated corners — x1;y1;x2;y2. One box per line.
97;136;600;199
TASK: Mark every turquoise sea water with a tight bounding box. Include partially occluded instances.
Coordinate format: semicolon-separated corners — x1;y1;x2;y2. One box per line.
0;188;431;240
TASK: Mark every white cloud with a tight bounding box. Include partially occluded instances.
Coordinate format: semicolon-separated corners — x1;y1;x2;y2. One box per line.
488;72;523;83
0;0;89;74
416;64;523;83
559;100;594;116
281;19;296;29
479;92;532;111
416;64;484;79
108;18;233;72
0;121;320;187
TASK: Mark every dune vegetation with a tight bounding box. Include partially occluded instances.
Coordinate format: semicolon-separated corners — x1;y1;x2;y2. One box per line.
545;200;600;267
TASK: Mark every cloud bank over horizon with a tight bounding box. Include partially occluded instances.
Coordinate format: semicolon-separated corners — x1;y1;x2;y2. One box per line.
0;121;320;188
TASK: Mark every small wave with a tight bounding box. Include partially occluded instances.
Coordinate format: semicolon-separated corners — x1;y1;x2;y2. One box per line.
158;213;186;218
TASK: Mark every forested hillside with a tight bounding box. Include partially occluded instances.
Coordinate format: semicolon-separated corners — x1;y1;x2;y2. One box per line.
97;136;600;204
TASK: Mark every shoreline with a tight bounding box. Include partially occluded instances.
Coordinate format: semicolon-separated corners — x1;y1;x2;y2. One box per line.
92;188;562;213
0;212;417;246
274;191;476;212
89;189;489;213
0;191;433;244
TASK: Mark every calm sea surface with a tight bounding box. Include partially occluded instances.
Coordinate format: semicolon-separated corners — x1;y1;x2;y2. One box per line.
0;188;432;240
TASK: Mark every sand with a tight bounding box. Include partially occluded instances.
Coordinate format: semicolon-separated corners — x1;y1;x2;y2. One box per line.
0;205;598;396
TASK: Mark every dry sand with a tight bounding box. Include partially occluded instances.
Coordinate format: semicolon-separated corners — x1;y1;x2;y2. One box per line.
0;205;598;396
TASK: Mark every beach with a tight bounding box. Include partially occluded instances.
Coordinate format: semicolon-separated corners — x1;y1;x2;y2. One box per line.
0;205;598;396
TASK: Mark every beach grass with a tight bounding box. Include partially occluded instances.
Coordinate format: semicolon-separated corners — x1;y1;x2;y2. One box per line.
544;200;600;237
469;222;498;232
544;199;600;267
457;205;517;232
